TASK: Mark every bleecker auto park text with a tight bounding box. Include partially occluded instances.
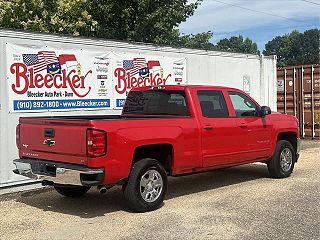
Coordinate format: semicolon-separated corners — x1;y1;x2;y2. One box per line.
26;91;74;98
10;63;92;98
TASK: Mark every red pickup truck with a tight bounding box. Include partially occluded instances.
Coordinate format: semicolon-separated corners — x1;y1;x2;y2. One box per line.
13;85;300;212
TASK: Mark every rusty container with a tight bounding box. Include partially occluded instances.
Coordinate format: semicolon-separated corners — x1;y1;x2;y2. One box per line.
277;64;320;139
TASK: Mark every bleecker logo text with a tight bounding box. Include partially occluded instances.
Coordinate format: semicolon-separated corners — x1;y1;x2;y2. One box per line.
114;68;171;94
10;63;92;98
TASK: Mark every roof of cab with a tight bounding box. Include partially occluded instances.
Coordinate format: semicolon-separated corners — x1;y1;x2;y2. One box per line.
131;84;241;92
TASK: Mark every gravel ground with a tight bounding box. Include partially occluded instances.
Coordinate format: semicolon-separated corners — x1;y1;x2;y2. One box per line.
0;143;319;240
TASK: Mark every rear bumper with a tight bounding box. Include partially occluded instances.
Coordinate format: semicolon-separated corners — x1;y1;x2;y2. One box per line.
13;158;104;186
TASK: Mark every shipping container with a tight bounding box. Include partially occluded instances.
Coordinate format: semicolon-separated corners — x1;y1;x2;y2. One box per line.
0;29;277;188
277;64;320;139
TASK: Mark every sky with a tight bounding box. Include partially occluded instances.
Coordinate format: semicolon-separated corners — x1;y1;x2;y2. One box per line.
179;0;320;51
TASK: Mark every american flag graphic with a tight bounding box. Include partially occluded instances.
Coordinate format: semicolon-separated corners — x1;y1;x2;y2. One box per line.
123;58;147;76
22;51;59;74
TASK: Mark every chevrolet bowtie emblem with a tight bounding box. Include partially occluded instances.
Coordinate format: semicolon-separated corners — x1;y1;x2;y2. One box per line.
43;139;56;147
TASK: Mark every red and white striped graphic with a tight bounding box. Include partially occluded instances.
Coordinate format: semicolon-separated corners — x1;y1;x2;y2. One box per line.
24;51;59;74
129;58;147;76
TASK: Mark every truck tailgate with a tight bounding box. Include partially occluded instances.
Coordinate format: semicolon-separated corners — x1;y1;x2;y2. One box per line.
19;118;92;165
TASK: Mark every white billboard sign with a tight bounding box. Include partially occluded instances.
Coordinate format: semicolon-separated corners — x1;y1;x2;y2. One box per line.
112;53;187;109
6;43;186;112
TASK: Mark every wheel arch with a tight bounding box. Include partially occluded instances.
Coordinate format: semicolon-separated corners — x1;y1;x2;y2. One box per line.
277;132;298;153
132;144;173;175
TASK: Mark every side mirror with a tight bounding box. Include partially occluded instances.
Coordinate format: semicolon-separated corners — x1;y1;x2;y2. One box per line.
260;106;271;116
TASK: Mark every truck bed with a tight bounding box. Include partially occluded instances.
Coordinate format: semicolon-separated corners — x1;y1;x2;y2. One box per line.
20;115;189;122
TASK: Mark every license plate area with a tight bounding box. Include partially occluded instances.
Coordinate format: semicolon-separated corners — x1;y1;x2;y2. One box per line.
32;162;57;177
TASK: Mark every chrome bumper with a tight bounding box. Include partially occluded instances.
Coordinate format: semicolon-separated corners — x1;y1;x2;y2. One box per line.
13;158;104;186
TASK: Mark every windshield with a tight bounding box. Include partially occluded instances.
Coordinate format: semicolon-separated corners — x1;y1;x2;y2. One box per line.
123;90;190;116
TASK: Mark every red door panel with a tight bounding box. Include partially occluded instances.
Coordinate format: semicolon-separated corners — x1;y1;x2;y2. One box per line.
195;89;248;167
228;91;272;162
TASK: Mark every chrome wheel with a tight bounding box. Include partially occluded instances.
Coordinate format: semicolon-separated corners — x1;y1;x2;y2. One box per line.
140;169;163;203
280;148;293;172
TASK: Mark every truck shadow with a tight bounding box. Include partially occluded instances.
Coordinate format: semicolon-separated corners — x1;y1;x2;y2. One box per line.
15;163;269;218
165;163;269;200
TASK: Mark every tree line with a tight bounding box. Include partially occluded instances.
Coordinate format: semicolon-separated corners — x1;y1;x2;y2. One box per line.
0;0;318;67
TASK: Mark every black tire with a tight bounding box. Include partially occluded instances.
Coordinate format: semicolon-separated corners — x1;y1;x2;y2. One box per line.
123;158;167;212
54;185;90;197
267;140;296;178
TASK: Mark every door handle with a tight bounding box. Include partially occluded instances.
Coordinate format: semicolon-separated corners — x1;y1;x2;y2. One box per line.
239;122;248;128
203;125;213;130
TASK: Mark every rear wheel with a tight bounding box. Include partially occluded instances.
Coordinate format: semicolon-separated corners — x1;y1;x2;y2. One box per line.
268;140;296;178
54;185;90;197
123;158;167;212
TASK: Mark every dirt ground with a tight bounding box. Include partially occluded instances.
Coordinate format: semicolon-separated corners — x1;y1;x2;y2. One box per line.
0;141;319;240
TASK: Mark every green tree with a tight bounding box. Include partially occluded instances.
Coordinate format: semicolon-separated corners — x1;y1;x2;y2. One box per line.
88;0;202;43
215;35;259;54
0;0;210;48
179;31;214;49
0;0;258;54
301;29;320;64
263;29;320;67
0;0;98;36
156;29;214;49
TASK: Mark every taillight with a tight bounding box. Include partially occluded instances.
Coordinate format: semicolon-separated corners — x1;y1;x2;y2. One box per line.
87;129;107;157
16;124;20;149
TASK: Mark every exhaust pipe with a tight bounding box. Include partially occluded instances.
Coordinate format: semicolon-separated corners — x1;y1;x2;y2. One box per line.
42;180;54;186
98;186;107;194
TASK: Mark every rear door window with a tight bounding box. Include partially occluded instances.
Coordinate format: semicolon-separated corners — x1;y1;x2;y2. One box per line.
197;90;229;118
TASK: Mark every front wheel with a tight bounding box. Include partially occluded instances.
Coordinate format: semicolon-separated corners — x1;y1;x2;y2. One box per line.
123;158;168;212
54;185;91;197
268;140;296;178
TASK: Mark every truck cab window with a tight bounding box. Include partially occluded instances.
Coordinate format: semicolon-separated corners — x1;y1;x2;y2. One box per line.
197;90;229;118
123;90;190;116
229;91;259;117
